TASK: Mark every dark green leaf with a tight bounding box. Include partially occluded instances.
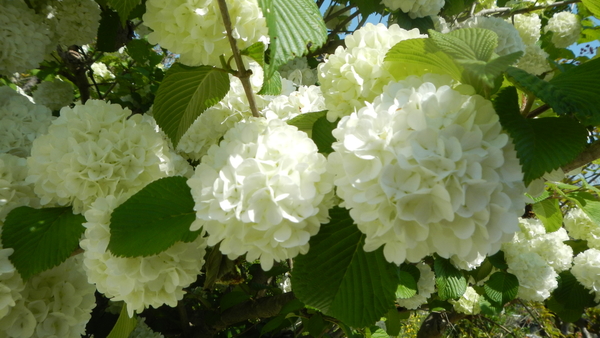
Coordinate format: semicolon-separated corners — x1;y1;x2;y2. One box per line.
349;0;385;16
153;65;230;147
306;313;326;337
204;244;236;289
106;304;137;338
258;70;282;95
483;271;519;305
394;11;434;34
107;0;140;24
385;308;402;336
469;258;494;283
533;198;563;233
493;86;587;185
126;39;151;65
2;206;85;280
108;176;200;257
396;264;420;299
546;271;597;323
287;110;327;134
292;207;399;327
434;257;467;300
220;290;252;311
564;239;589;256
312;116;337;154
261;315;287;335
96;10;122;53
488;251;508;270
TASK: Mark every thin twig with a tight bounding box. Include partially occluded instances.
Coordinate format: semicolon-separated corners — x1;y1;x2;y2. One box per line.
479;315;519;338
216;0;260;118
476;0;580;17
525;103;550;118
518;300;548;337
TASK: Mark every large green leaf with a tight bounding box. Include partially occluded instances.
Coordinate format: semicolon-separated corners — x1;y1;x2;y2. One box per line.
153;65;230;147
493;86;588;185
483;271;519;305
108;176;200;257
461;51;522;96
2;206;85;280
107;0;140;24
533;198;563;233
434;257;467;300
292;207;399;327
258;0;327;77
506;59;600;126
546;271;597;323
287;110;327;134
396;264;420;299
385;38;463;82
582;0;600;19
429;28;497;62
312;116;337;154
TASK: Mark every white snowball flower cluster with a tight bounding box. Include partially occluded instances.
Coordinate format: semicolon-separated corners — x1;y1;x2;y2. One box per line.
187;118;334;271
279;58;318;87
517;44;551;76
0;153;41;221
319;23;425;122
0;87;55;157
263;85;326;122
44;0;101;46
564;208;600;250
381;0;445;18
512;14;542;45
143;0;268;66
0;0;53;76
462;17;526;56
571;249;600;302
80;195;208;317
33;80;74;111
91;62;115;81
26;100;190;214
450;286;481;314
329;74;526;265
546;12;581;48
0;256;96;338
397;262;435;309
0;247;25;325
130;317;164;338
502;218;573;301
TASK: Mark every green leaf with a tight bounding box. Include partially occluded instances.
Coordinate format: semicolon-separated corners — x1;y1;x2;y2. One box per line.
292;207;400;327
306;313;326;337
258;0;327;76
108;176;200;257
107;304;137;338
204;245;236;289
429;28;497;62
385;38;463;82
546;271;597;323
241;42;266;68
257;70;282;95
96;9;122;53
349;0;385;16
460;51;523;96
126;39;151;66
385;308;402;336
287;110;327;134
533;198;563;233
434;257;467;300
396;264;420;299
564;239;589;256
107;0;140;24
312;116;337;154
487;251;508;270
394;11;434;34
483;271;519;305
493;86;587;185
582;0;600;18
153;65;230;147
261;315;287;335
2;207;85;280
567;191;600;225
469;258;493;283
220;290;252;311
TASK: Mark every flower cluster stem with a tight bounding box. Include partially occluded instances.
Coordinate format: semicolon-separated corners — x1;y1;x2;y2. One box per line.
216;0;261;118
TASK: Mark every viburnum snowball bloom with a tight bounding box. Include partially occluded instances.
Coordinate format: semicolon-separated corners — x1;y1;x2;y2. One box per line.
80;195;208;317
279;58;318;87
0;0;53;76
143;0;268;66
0;247;25;323
91;62;115;81
33;80;74;111
517;44;551;76
461;17;526;56
0;154;42;221
44;0;101;46
512;14;542;45
130;317;164;338
381;0;445;18
571;249;600;302
546;12;581;48
26;100;190;214
263;85;327;122
318;23;425;122
328;74;526;265
396;262;435;309
0;86;55;157
450;287;481;314
187;118;334;271
564;208;600;250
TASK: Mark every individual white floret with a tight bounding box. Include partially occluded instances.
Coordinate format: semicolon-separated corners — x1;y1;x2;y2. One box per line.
26;100;190;214
262;85;326;122
0;153;42;221
0;87;55;157
0;0;53;76
319;23;425;122
397;262;435;309
381;0;445;18
512;14;542;45
571;249;600;302
44;0;101;46
328;74;526;265
279;58;318;87
546;12;581;48
431;15;450;33
187;118;334;271
33;80;74;111
80;195;208;317
564;208;600;250
450;287;481;314
517;44;551;76
143;0;268;66
0;247;25;322
462;16;526;56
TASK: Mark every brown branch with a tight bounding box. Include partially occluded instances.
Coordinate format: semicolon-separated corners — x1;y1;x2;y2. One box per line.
213;292;296;331
562;140;600;173
216;0;260;118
